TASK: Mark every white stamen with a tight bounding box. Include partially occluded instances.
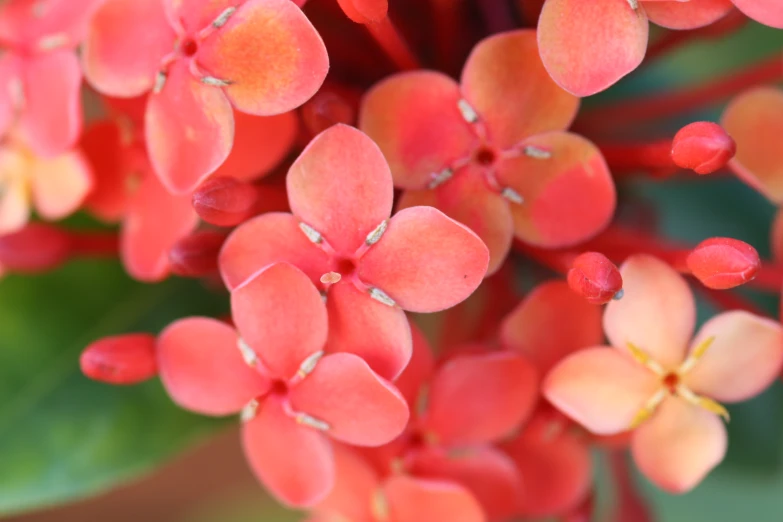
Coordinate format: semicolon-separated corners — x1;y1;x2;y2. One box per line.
237;338;259;367
365;220;388;245
501;187;524;204
457;99;479;123
427;167;453;189
201;75;232;87
240;399;260;421
523;145;552;159
320;272;342;285
212;6;237;28
369;287;396;307
627;0;639;9
297;350;324;378
296;412;330;431
298;222;323;244
153;72;167;93
37;33;68;51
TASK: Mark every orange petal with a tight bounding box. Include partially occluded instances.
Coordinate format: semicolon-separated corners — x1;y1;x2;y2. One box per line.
383;476;486;522
642;0;733;29
397;166;514;276
287;124;394;254
544;347;661;435
196;0;328;115
0;147;30;235
604;255;695;369
315;443;379;521
497;132;616;248
145;60;234;194
500;280;604;375
631;397;726;493
359;71;476;190
722;87;783;204
460;29;579;148
537;0;648;96
30;148;93;220
732;0;783;28
684;311;783;402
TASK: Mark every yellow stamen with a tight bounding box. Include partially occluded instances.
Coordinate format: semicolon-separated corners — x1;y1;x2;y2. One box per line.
629;388;667;429
677;385;730;422
626;342;665;375
371;489;390;522
678;336;715;374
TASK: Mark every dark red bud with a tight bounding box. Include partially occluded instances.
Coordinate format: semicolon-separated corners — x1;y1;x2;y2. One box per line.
301;89;356;136
686;237;759;289
192;176;258;227
567;252;623;305
0;223;71;273
80;333;157;385
169;230;226;277
671;122;736;175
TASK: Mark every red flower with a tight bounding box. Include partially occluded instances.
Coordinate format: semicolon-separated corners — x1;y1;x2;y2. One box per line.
0;0;101;156
157;262;409;506
360;30;616;275
220;124;490;380
82;0;328;193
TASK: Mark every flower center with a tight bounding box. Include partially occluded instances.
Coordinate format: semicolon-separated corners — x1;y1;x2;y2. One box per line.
180;37;198;57
474;146;497;166
662;372;680;393
335;257;356;276
269;379;288;396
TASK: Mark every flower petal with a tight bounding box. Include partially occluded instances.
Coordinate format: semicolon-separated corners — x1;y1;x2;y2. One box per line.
393;321;435;408
642;0;733;29
219;212;330;290
231;262;328;380
397;166;513;276
500;280;604;375
537;0;648;96
287;124;393;254
315;443;380;522
195;0;328;115
421;352;537;446
30;148;93;220
121;170;198;282
242;394;334;507
408;446;522;521
684;311;783;403
460;29;579;148
359;71;476;190
730;0;783;28
337;0;388;24
82;0;174;97
0;0;103;47
722;87;783;204
145;60;234;194
604;255;695;368
0;148;30;235
81;121;132;221
163;0;242;34
210;110;298;182
157;317;270;415
544;347;661;435
289;352;409;446
358;206;489;313
0;54;19;139
497;131;616;248
383;476;486;522
631;397;726;493
325;280;412;381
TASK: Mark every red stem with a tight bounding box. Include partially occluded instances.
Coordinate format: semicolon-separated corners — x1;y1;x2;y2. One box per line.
599;139;676;174
365;16;421;71
429;0;462;74
68;231;120;258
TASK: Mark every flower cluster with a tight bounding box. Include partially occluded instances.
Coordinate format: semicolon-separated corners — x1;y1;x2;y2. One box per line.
2;0;782;520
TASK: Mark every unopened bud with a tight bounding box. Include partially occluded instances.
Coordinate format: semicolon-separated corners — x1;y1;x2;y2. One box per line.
80;333;157;385
686;237;759;289
567;252;623;305
301;88;356;136
192;176;258;226
169;230;226;277
671;122;736;175
0;223;71;273
336;0;387;24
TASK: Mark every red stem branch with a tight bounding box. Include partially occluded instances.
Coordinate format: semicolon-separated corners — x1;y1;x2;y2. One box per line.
68;231;120;258
365;16;421;71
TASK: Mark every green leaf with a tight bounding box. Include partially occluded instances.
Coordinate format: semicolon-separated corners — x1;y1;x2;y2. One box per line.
0;259;229;515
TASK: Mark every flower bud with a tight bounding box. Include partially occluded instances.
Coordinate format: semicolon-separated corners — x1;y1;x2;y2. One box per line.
686;237;759;289
192;176;258;227
0;223;71;273
336;0;387;24
671;122;736;175
80;334;157;385
567;252;623;305
169;230;226;277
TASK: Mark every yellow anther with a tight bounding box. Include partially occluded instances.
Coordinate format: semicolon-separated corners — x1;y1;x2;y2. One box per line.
626;342;665;375
677;385;730;422
629;388;667;429
678;336;715;374
629;408;654;430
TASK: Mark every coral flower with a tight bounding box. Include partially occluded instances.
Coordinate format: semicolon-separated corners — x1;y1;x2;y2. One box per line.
536;0;782;96
0;134;92;235
220;124;490;381
545;255;783;492
0;0;102;156
360;29;616;274
157;262;409;507
82;0;328;193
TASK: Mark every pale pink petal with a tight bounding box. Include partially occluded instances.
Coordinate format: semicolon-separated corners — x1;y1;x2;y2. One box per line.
231;262;328;380
383;476;486;522
157;317;270;415
242;394;334;507
632;397;727;493
315;443;379;522
0;0;104;47
30;148;93;220
731;0;783;28
287;124;393;254
642;0;733;29
684;311;783;402
0;54;20;139
163;0;243;34
604;255;696;369
544;347;661;435
289;353;409;446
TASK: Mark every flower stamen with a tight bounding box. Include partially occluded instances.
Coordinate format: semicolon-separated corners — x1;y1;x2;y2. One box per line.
678;336;715;375
629;388;667;429
626;342;665;375
677;385;730;422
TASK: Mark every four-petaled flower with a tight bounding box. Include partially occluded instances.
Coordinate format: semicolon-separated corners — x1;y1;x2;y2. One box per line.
545;255;783;492
360;29;616;275
157;262;410;507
